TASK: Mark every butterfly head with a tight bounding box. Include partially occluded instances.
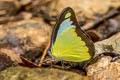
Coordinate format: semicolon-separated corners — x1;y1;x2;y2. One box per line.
47;49;52;55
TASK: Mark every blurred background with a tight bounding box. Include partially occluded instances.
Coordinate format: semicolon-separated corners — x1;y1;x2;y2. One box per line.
0;1;120;80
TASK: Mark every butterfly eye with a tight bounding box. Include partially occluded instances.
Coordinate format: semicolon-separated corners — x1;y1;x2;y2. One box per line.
65;12;71;18
48;50;51;54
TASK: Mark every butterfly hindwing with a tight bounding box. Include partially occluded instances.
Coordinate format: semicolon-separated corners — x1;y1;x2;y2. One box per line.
48;7;94;62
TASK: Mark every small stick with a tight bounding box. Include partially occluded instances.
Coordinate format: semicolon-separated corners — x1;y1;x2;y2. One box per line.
39;39;50;66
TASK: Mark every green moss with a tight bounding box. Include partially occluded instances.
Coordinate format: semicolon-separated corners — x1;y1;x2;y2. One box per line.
0;66;91;80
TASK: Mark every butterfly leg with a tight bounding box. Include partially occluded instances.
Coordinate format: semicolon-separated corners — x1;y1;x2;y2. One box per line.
59;60;64;69
43;58;56;67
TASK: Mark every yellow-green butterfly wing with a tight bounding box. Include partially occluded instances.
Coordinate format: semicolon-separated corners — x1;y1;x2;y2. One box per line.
48;7;94;62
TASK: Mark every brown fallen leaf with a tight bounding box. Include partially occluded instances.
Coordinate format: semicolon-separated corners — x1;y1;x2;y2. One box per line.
87;30;100;42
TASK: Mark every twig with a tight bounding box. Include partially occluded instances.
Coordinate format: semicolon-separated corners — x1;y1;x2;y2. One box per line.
81;7;120;30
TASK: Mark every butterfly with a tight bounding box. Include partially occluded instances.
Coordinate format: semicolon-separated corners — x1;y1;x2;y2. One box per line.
47;7;95;63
